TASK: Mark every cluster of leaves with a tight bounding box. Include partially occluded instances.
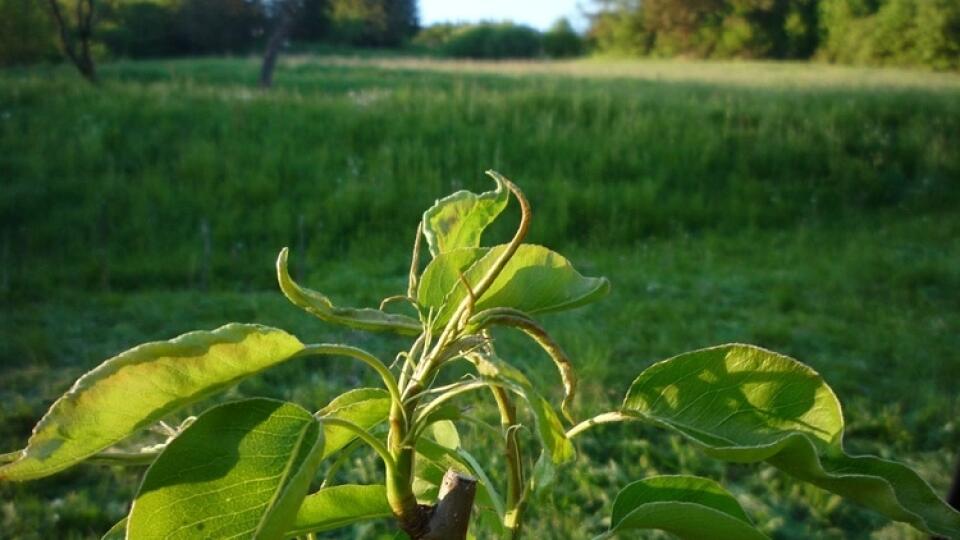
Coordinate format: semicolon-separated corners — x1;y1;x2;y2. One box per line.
1;172;958;539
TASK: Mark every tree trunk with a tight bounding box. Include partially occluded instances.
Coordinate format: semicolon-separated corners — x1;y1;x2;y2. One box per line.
259;2;296;89
47;0;97;83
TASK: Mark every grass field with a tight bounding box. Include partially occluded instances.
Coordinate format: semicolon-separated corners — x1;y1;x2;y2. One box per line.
1;56;959;539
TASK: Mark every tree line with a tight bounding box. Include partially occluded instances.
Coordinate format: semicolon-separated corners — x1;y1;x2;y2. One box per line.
1;0;957;71
588;0;960;70
0;0;417;66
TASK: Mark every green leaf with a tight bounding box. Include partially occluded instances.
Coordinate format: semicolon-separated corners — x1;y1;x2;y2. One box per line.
0;324;304;482
127;398;324;540
287;484;392;535
422;174;509;257
417;246;488;311
622;344;960;538
602;475;768;540
101;485;391;538
418;243;610;329
425;419;462;450
317;388;391;459
277;248;421;335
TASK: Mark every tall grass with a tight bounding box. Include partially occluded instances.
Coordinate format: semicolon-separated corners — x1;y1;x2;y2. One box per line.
2;57;958;296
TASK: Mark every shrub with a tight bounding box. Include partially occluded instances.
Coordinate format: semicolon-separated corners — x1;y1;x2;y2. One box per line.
441;22;543;59
543;17;584;58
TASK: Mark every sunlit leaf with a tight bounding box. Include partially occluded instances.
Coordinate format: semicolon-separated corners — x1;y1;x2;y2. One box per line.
425;419;461;450
277;247;421;335
622;344;960;538
0;324;304;482
422;174;509;257
418;244;609;329
127;399;324;540
417;246;488;311
101;482;392;537
317;388;391;459
601;475;768;539
287;484;392;535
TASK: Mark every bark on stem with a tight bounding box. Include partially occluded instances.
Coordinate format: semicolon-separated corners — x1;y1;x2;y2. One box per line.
422;469;477;540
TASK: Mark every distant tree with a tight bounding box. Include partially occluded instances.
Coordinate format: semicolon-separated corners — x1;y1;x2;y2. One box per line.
0;0;59;66
46;0;98;81
329;0;417;46
260;0;300;88
411;22;460;50
174;0;264;54
586;0;651;56
99;1;181;58
819;0;960;70
441;22;542;59
291;0;331;41
587;0;819;59
543;17;584;58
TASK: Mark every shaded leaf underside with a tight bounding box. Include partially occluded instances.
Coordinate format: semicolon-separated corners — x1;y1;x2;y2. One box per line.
605;475;768;539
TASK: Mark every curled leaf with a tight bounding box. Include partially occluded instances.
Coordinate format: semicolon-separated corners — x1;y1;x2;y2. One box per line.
422;173;509;257
277;247;421;335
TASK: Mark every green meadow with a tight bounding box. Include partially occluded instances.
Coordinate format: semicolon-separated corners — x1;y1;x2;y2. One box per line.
1;56;958;539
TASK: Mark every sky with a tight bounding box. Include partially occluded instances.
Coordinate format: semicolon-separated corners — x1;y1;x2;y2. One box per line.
418;0;589;32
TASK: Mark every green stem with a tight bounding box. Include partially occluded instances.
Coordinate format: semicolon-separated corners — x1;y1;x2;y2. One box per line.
296;344;403;418
412;380;490;434
317;417;397;476
386;397;426;535
416;175;531;385
471;308;577;423
491;384;525;538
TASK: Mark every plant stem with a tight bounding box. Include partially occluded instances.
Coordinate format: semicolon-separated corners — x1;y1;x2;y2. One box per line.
296;344;403;416
317;417;397;475
491;385;525;537
387;396;429;536
416;174;531;384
